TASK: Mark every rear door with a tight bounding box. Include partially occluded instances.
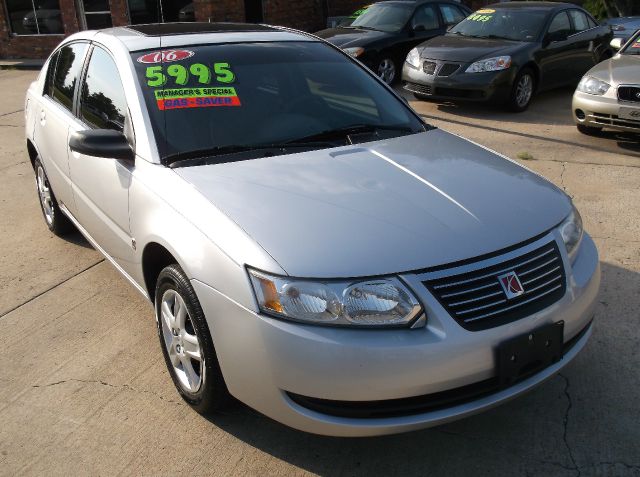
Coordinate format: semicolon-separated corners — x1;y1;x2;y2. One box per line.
33;42;89;214
68;44;135;268
567;9;600;81
537;11;579;89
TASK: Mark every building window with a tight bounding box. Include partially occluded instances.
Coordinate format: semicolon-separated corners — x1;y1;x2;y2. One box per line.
128;0;194;24
77;0;112;29
5;0;64;34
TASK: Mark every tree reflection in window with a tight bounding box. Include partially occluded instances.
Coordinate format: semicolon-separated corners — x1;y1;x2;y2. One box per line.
81;47;127;131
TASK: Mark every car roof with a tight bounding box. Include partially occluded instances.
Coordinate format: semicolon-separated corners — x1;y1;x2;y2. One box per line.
485;1;576;10
77;23;316;52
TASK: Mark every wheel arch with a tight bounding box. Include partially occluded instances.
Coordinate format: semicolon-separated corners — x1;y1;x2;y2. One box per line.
520;61;540;92
26;139;38;170
141;241;182;303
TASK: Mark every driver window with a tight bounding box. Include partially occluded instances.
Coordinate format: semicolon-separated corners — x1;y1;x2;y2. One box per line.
569;10;589;32
547;11;571;39
439;4;464;26
80;46;127;131
411;5;439;31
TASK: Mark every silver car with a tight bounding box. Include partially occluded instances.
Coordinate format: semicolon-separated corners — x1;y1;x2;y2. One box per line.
573;31;640;134
25;23;599;437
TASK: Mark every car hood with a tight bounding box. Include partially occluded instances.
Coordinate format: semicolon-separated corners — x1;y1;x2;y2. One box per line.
315;26;391;48
175;130;570;278
586;54;640;85
417;34;525;62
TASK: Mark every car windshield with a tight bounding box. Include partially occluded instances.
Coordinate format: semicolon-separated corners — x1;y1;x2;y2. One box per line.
131;41;424;165
350;3;413;32
449;8;548;42
621;33;640;55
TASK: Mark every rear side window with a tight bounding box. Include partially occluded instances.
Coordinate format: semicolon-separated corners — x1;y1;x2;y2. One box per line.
439;4;465;26
411;4;439;30
569;10;589;32
43;51;59;97
80;46;127;131
52;43;88;112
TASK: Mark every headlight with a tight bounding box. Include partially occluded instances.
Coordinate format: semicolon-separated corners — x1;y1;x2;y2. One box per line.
248;269;423;327
558;205;583;263
342;47;364;58
577;76;610;96
406;47;421;68
465;56;512;73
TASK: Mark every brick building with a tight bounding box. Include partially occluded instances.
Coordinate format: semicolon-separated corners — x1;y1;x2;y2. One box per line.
0;0;489;59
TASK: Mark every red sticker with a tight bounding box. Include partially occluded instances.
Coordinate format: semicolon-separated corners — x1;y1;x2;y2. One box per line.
632;41;640;48
137;49;195;64
157;95;242;110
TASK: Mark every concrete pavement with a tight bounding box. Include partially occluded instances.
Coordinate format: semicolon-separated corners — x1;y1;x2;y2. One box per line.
0;70;638;476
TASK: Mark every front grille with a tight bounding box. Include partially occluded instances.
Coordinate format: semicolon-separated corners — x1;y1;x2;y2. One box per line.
424;241;566;331
287;320;591;419
438;63;460;77
590;112;640;131
618;85;640;103
403;81;432;95
423;60;436;75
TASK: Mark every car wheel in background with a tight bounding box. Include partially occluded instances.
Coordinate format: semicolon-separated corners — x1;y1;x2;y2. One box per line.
413;92;432;101
507;67;535;112
377;58;396;84
577;124;603;135
34;157;74;236
155;264;231;414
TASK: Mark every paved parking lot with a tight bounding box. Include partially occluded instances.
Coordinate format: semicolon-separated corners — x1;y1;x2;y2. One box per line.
1;69;638;476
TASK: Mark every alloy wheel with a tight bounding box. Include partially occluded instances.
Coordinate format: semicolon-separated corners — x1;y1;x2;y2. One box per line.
36;165;54;226
160;289;204;393
377;59;396;84
515;73;533;108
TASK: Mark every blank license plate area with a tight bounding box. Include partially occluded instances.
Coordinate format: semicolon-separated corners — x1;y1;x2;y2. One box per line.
618;107;640;121
497;321;564;385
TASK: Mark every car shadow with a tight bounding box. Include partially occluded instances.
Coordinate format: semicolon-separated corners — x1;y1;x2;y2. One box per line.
63;230;93;249
202;260;639;476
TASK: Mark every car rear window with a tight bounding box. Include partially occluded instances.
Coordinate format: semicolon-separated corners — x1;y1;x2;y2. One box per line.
130;41;423;161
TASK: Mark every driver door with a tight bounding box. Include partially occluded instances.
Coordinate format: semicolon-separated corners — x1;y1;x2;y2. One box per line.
68;44;135;270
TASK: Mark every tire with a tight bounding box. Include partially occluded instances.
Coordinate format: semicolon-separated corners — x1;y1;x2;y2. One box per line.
376;57;396;85
507;67;535;112
155;264;230;414
577;124;602;136
34;157;74;236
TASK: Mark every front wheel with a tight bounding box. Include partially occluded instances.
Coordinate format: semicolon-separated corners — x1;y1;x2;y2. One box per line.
155;264;231;413
507;68;535;112
376;58;396;85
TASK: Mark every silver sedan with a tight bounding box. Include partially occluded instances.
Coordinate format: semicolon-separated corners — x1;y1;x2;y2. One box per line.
25;23;599;436
573;32;640;134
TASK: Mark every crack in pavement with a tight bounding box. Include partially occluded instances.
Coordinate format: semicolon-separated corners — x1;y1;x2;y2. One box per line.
0;259;105;319
559;373;580;477
32;378;183;405
0;109;23;117
559;162;570;197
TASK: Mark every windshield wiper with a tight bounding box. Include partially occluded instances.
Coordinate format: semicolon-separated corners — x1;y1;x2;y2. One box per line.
475;34;513;41
166;141;335;168
286;124;418;144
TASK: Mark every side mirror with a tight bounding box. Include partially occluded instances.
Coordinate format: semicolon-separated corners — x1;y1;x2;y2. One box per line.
69;129;135;161
544;31;568;45
413;24;426;32
610;37;623;50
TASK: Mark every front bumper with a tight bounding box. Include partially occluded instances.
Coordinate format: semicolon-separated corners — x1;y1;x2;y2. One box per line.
401;61;515;103
572;90;640;133
193;231;600;436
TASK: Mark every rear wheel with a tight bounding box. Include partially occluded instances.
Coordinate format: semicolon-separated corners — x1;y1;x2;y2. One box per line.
507;68;535;112
34;157;74;236
376;58;396;84
577;124;603;135
413;92;431;101
155;264;230;413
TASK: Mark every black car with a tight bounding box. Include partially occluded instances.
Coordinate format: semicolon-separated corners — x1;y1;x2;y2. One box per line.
315;0;471;84
402;2;613;111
